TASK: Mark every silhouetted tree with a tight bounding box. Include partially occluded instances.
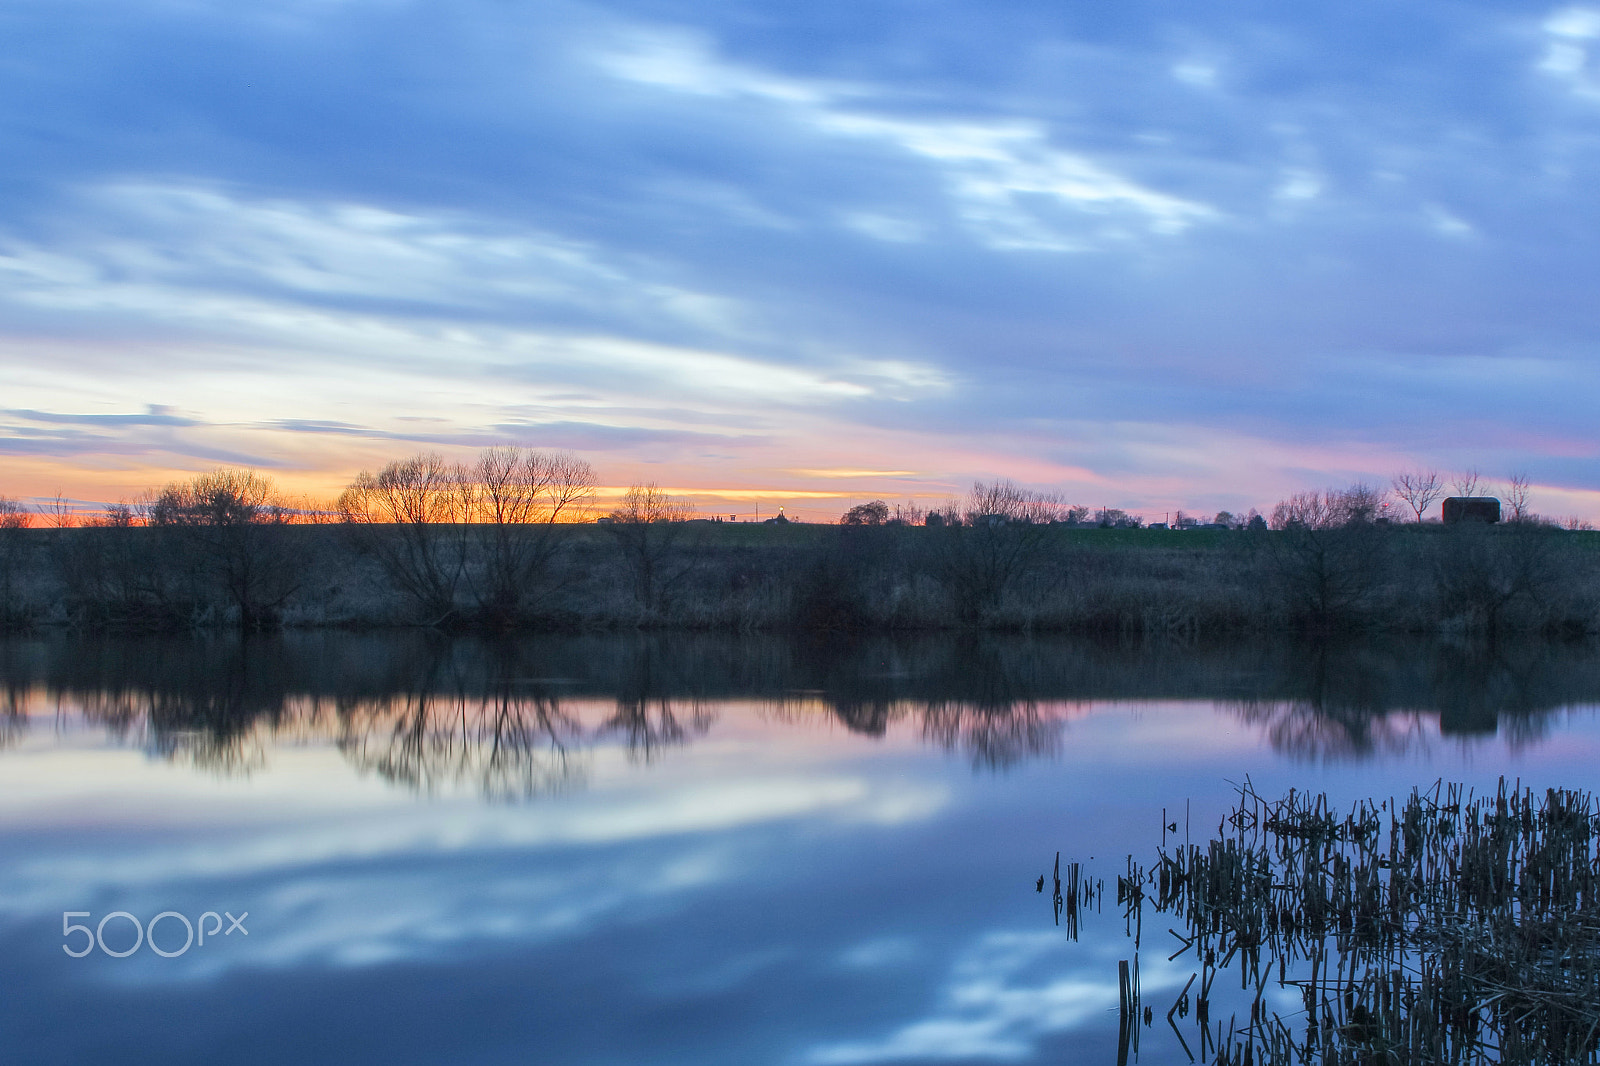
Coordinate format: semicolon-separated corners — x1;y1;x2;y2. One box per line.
39;493;74;528
339;453;472;622
1505;472;1532;524
1391;469;1444;524
889;501;926;526
931;480;1065;620
1265;484;1392;630
1093;507;1141;528
464;447;595;624
1451;468;1483;498
604;484;696;614
1271;483;1392;529
0;497;33;626
841;500;889;525
148;469;305;628
1433;522;1561;634
48;502;189;628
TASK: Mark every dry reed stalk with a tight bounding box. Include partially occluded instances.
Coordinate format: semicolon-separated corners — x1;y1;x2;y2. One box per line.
1057;778;1600;1064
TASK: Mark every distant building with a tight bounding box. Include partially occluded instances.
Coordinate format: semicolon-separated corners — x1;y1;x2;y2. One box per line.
1147;522;1168;530
1442;497;1501;524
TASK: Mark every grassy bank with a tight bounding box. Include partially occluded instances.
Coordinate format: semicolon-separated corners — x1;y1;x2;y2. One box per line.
1;520;1597;635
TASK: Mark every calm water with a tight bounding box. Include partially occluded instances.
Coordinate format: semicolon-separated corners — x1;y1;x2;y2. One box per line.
3;633;1599;1065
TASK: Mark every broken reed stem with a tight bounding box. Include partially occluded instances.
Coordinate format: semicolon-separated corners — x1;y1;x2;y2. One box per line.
1064;777;1600;1064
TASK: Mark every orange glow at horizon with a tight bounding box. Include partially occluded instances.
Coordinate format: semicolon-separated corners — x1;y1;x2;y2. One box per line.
6;431;1600;528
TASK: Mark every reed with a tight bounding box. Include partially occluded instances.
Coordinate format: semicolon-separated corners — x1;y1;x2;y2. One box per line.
1060;779;1600;1064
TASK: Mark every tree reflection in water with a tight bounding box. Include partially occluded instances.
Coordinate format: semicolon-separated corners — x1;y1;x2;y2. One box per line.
600;642;715;764
0;680;24;752
1;632;1597;795
1221;638;1586;760
337;685;584;800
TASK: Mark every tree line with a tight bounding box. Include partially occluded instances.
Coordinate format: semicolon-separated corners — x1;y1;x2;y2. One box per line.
0;454;1596;634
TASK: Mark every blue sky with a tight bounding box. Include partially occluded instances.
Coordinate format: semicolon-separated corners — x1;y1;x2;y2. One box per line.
2;0;1598;519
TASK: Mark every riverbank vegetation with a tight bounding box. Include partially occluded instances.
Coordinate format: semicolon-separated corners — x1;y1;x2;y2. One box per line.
0;455;1597;634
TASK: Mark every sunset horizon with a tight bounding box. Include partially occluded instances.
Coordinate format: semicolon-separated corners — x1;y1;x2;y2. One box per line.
6;2;1599;526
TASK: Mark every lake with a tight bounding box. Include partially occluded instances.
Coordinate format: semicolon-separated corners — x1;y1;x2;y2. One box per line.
3;633;1599;1064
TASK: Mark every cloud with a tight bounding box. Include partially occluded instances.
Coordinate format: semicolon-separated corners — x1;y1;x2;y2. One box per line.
0;181;755;341
596;29;1217;251
805;932;1123;1063
1541;7;1600;97
0;0;1597;516
5;405;197;428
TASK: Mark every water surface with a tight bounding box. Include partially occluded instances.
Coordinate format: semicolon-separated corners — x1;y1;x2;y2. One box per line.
3;633;1599;1064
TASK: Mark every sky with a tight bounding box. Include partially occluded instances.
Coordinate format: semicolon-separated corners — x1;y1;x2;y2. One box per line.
2;0;1599;522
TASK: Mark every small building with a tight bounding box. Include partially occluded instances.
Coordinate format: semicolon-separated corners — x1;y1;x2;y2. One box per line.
1442;497;1500;524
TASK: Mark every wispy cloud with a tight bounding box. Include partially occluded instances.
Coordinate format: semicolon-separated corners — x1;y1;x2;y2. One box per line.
806;932;1124;1063
596;29;1216;251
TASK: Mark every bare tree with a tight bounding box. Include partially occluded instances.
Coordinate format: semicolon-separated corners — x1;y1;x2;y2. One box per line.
841;500;889;525
1270;484;1393;530
1391;470;1443;524
0;497;34;625
931;480;1065;619
148;469;304;628
0;499;29;531
1434;518;1558;633
1340;482;1393;524
48;498;181;626
1094;507;1142;528
465;447;595;623
1451;468;1482;498
1504;472;1532;523
338;453;473;621
889;501;926;526
604;484;697;613
37;493;75;528
1265;485;1393;630
965;480;1066;525
0;498;32;531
